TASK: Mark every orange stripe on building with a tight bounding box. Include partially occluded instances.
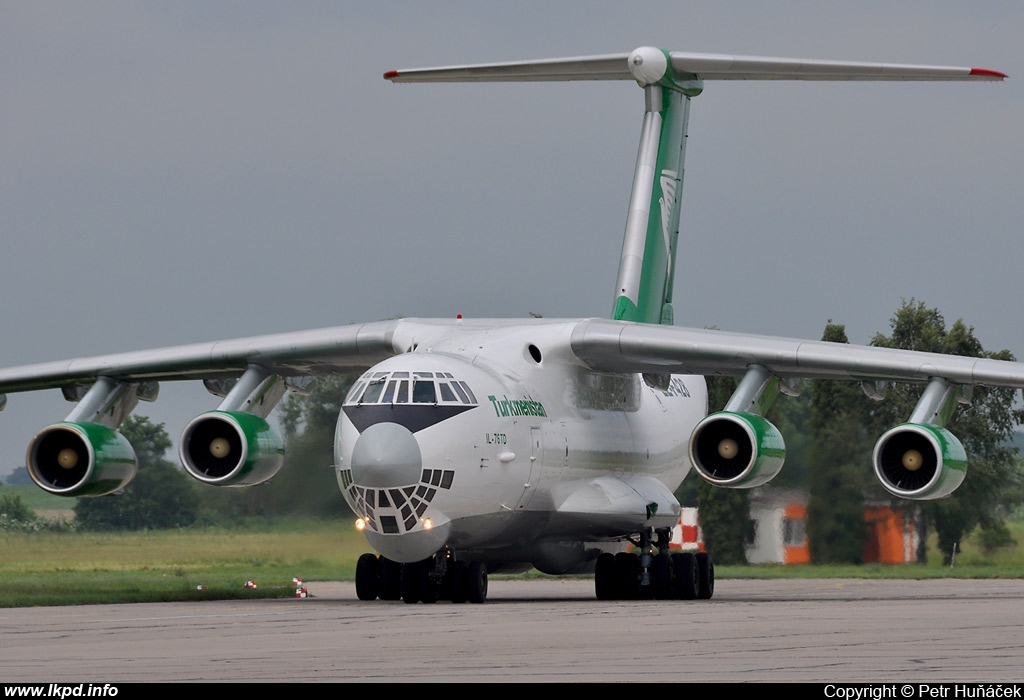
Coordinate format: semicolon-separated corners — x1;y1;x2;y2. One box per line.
783;504;810;564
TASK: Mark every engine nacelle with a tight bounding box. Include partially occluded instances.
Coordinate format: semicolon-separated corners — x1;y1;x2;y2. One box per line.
180;410;285;486
27;422;137;497
873;423;967;500
689;411;786;488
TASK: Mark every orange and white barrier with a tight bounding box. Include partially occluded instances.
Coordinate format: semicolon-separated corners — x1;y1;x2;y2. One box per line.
670;507;704;552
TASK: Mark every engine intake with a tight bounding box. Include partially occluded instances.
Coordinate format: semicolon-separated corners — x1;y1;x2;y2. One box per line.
180;410;284;486
689;411;785;488
873;423;966;500
27;422;137;497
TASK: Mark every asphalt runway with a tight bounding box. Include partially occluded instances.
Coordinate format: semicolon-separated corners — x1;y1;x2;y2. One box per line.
2;578;1023;683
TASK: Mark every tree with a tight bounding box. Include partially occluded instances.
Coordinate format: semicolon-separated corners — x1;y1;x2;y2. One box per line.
0;492;38;525
74;416;198;530
868;300;1024;563
200;375;357;520
4;466;33;486
806;321;873;564
264;375;355;517
695;480;750;565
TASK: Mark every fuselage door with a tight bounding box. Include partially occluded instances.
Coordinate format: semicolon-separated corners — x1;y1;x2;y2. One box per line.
516;426;544;510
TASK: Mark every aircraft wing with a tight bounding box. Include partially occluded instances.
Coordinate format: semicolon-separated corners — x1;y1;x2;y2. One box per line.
4;315;1022;400
2;315;1019;504
569;319;1024;388
0;320;406;395
568;318;1024;501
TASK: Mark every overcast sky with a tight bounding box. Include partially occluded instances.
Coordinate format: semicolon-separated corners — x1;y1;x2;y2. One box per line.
1;2;1021;478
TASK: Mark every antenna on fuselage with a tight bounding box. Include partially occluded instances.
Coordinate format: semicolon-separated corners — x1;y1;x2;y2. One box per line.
384;48;1005;326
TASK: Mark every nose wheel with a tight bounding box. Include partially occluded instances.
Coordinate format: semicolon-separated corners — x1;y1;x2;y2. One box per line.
354;549;488;604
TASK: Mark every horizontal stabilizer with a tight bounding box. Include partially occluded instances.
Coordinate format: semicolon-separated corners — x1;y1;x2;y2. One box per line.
385;47;1006;86
385;53;633;83
664;52;1006;82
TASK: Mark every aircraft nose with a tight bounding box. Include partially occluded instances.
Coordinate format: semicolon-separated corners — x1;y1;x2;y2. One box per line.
349;422;422;488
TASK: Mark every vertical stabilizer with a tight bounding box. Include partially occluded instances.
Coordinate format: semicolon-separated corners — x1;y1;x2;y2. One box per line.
612;76;695;326
384;47;1005;326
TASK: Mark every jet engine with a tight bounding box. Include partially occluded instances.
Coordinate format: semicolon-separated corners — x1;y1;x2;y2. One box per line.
872;423;967;500
689;411;785;488
27;422;137;497
180;410;285;486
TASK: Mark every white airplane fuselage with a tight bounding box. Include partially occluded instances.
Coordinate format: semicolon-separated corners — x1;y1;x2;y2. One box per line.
333;319;707;574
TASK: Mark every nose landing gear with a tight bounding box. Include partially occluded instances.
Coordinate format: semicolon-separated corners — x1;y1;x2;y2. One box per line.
354;548;488;604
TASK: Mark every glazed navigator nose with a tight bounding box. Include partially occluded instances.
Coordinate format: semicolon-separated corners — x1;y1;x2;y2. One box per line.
349;422;422;488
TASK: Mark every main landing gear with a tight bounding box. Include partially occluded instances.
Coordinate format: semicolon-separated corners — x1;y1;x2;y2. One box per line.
355;548;488;604
594;527;714;601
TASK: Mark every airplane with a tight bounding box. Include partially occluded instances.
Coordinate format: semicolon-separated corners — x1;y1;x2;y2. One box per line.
0;47;1014;605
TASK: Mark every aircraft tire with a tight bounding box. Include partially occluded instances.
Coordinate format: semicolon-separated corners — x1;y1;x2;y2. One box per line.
696;552;715;600
467;561;488;603
449;561;469;603
378;557;402;600
651;552;673;600
615;552;641;600
355;553;380;601
672;552;698;600
419;558;440;604
401;560;422;604
594;553;617;600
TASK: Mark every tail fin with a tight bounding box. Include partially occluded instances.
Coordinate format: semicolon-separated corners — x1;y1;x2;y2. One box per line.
385;47;1005;326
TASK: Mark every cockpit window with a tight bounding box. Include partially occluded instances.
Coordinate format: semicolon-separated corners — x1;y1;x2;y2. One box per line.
361;378;386;403
450;381;470;403
346;381;365;403
413;380;436;403
346;370;477;406
457;380;477;404
438;382;457;402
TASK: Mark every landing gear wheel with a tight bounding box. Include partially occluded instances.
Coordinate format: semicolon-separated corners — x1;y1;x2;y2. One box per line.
594;552;617;600
400;560;422;604
419;559;440;604
449;561;469;603
378;557;402;601
696;552;715;600
614;552;641;600
651;552;673;600
355;553;379;601
672;552;698;600
467;561;488;603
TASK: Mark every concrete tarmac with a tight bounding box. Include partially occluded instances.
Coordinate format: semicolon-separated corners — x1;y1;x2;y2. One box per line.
2;578;1023;683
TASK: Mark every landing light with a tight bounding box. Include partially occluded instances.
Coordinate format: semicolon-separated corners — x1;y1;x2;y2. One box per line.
422;518;433;530
355;518;366;531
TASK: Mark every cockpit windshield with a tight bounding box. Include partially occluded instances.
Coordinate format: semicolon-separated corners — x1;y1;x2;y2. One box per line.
347;370;478;406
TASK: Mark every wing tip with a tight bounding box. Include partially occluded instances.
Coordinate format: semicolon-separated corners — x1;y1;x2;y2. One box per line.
383;69;400;81
970;67;1008;80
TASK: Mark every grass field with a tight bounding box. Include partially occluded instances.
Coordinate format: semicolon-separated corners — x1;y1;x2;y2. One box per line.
0;520;366;607
5;482;75;519
2;516;1024;607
